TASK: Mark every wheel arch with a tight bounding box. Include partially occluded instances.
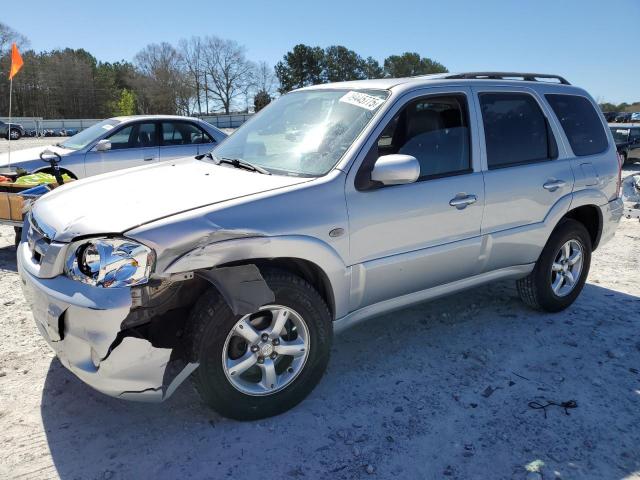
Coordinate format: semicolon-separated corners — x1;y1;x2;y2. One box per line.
35;166;79;180
562;204;602;250
218;257;336;320
162;235;350;320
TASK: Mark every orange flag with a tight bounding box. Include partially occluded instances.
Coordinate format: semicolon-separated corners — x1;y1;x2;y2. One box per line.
9;43;23;80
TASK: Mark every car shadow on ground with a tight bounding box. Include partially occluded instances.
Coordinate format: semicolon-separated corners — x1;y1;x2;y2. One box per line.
40;281;640;479
0;244;18;272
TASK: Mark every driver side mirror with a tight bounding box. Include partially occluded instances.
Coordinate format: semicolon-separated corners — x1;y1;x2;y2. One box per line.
371;154;420;186
94;139;111;152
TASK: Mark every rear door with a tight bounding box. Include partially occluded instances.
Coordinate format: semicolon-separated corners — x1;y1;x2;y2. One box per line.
473;87;575;272
159;121;215;161
84;121;160;176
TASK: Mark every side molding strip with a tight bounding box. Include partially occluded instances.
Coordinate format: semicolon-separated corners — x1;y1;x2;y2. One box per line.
333;264;534;334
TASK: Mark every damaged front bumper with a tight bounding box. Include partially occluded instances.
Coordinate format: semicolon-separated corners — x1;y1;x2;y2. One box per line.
17;241;196;401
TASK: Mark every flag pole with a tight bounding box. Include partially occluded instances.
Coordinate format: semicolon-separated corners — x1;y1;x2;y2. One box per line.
8;75;12;170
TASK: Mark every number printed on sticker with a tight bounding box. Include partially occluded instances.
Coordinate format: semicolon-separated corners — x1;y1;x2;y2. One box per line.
339;91;385;111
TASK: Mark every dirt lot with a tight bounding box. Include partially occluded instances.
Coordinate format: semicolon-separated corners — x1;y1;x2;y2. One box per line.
0;139;639;479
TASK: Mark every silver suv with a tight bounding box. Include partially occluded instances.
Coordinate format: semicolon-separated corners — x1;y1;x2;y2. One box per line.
18;72;624;420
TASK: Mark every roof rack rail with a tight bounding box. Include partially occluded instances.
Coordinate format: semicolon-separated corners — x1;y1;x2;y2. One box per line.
444;72;571;85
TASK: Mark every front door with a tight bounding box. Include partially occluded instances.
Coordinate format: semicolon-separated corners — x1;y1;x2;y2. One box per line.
345;88;485;310
84;122;159;176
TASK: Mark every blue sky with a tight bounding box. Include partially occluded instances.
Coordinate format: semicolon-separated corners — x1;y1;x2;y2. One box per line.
4;0;639;103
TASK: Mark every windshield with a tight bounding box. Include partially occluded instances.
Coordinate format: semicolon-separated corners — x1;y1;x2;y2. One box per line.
59;119;121;150
212;89;389;176
611;127;630;143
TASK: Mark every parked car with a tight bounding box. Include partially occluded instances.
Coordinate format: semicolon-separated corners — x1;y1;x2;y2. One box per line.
0;115;226;178
610;123;640;164
631;112;640;122
18;72;623;420
603;111;618;122
0;120;25;140
615;112;633;123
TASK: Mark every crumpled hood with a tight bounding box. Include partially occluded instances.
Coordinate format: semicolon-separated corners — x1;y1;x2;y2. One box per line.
32;157;308;242
0;145;72;168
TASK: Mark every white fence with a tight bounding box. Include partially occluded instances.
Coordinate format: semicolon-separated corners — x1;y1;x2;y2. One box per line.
0;114;252;133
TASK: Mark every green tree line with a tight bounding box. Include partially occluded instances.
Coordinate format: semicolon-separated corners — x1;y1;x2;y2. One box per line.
1;22;443;118
599;101;640;113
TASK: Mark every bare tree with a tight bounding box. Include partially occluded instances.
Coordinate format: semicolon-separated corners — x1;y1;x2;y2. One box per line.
202;36;254;114
179;37;205;114
253;61;277;96
134;42;192;115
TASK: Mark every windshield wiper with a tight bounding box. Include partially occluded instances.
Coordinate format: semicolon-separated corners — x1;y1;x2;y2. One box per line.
196;152;271;175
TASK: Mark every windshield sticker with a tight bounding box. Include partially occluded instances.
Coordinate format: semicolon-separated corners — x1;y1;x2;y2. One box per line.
339;91;385;111
102;124;114;130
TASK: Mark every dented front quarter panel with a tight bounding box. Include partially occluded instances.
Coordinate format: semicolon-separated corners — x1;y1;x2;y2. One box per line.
126;169;352;319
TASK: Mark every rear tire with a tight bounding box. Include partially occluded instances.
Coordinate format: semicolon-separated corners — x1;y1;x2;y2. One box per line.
186;269;332;420
517;219;592;312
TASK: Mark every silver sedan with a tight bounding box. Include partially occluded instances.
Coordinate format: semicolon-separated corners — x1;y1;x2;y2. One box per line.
0;115;227;178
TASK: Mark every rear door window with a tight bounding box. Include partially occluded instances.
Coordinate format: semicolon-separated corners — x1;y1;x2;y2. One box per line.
545;94;608;156
161;122;213;146
479;92;556;169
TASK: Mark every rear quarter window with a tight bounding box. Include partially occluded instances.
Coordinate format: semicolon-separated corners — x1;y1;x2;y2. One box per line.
545;94;608;156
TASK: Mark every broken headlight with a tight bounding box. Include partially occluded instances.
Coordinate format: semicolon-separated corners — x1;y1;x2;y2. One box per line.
64;238;155;288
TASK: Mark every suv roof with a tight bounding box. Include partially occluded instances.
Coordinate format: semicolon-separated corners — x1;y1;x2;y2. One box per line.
298;71;578;94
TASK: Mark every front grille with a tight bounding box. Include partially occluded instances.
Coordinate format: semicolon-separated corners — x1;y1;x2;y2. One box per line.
27;214;52;264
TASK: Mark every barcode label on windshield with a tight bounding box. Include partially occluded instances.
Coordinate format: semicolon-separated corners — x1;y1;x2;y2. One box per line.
339;91;384;111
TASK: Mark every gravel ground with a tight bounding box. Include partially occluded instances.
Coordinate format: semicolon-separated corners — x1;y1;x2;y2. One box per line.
0;140;639;479
0;136;69;154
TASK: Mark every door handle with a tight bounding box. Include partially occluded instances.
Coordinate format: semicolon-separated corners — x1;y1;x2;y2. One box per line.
449;194;477;209
144;157;155;161
543;179;566;192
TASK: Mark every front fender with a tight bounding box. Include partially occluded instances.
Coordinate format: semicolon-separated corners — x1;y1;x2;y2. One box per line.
163;235;351;319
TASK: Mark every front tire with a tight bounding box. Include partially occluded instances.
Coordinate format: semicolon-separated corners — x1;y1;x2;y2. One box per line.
8;129;21;140
187;270;332;420
517;219;592;312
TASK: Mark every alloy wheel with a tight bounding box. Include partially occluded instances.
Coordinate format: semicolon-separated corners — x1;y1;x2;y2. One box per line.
222;305;310;396
550;239;584;297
